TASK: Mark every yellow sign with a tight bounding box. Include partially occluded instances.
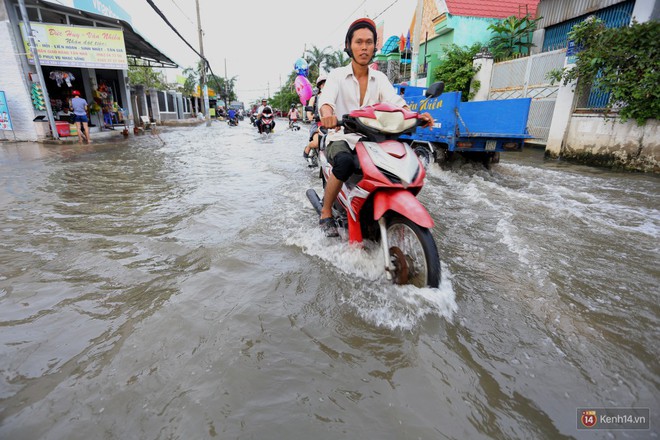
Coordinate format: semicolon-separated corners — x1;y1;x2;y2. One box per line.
21;22;128;70
194;85;216;97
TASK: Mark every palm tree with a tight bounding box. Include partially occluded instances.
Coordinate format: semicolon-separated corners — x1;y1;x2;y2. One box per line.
304;45;332;80
326;49;350;70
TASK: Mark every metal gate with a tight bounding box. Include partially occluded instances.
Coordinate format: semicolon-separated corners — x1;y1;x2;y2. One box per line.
488;49;566;143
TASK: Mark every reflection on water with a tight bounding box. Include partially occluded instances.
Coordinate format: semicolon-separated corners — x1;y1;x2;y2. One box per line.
0;126;657;439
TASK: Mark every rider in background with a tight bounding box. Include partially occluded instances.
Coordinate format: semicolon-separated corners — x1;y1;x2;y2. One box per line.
288;104;299;128
227;107;237;124
303;74;326;161
317;18;434;237
256;98;270;133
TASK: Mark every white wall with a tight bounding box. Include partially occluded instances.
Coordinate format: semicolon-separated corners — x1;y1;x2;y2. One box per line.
563;115;659;172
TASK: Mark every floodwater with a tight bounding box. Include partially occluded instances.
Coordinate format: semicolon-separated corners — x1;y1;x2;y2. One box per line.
0;120;657;439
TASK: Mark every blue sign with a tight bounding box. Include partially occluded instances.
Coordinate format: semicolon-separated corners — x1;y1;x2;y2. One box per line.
73;0;132;24
0;91;13;131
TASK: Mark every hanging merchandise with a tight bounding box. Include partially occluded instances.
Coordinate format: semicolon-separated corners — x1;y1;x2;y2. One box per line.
31;83;46;110
49;71;76;87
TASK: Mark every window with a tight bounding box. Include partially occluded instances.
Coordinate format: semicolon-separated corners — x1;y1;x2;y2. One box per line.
166;93;174;112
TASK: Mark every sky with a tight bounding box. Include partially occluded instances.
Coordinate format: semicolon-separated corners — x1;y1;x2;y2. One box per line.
116;0;416;104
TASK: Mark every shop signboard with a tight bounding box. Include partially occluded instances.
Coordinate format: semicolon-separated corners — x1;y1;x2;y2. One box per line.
20;22;128;70
0;91;13;131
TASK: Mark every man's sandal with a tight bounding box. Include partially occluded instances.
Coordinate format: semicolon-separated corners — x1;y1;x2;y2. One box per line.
319;217;339;238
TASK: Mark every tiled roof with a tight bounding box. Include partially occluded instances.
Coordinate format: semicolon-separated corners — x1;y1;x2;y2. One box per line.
445;0;539;19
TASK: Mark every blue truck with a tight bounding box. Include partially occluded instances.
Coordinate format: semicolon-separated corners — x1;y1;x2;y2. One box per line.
394;84;533;167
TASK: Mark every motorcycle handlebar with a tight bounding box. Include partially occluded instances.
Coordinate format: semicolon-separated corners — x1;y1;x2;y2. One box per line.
320;112;425;133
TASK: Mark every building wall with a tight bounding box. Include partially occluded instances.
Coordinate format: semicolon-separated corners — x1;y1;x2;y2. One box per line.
422;15;496;86
536;0;632;28
0;1;39;141
562;115;659;172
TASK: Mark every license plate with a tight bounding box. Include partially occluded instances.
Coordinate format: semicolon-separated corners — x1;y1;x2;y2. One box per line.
485;140;497;151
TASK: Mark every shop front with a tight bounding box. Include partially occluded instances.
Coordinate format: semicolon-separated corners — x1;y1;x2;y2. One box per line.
0;0;176;141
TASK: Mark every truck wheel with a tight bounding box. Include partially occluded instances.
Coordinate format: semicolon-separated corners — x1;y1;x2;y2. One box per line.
414;146;431;169
435;149;448;165
482;152;499;169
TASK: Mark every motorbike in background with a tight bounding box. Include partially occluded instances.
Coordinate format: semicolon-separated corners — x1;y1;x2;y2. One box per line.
259;107;275;134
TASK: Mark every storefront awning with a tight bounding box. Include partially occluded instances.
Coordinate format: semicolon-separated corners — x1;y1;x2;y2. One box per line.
25;0;178;68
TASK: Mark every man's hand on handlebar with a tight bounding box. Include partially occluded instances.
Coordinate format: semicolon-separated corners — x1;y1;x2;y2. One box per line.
418;112;434;129
320;114;338;129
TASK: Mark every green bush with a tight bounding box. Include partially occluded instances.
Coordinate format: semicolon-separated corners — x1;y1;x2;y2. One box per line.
432;43;482;101
547;18;660;125
488;14;542;59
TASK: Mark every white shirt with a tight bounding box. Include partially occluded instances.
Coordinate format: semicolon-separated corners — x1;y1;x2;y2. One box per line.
318;63;407;147
318;63;406;120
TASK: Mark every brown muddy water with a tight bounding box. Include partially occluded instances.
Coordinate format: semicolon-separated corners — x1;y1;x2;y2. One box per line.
0;121;657;439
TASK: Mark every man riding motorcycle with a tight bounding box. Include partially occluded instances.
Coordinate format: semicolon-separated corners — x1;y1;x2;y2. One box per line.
256;98;276;134
317;18;434;237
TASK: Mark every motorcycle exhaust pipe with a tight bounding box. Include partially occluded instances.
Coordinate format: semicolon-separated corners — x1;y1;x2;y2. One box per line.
306;189;322;215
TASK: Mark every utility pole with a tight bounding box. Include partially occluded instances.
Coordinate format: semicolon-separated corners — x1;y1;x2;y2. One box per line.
18;0;58;140
224;58;229;113
195;0;210;126
410;0;424;86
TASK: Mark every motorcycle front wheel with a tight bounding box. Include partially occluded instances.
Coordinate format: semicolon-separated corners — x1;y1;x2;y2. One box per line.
386;216;440;288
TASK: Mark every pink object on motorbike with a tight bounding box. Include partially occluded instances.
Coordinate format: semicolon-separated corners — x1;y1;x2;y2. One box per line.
294;75;314;105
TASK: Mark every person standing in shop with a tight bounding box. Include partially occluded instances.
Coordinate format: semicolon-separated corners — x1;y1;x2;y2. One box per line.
70;90;91;144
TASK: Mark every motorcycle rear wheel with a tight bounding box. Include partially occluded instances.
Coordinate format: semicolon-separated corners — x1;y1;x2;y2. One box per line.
386;216;440;288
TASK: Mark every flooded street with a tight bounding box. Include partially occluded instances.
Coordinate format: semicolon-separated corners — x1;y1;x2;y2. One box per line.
0;121;657;439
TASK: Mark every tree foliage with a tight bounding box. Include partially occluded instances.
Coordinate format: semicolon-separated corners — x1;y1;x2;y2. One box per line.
177;61;238;104
180;66;197;97
488;14;541;59
268;46;349;111
304;45;332;80
325;49;350;70
270;70;303;111
547;18;660;124
128;62;167;90
433;43;482;101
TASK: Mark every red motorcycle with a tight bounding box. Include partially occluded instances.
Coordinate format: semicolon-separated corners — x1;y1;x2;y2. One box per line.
259;106;275;134
307;83;444;288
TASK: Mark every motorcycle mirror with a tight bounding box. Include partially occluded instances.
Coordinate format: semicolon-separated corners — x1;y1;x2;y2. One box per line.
425;82;444;98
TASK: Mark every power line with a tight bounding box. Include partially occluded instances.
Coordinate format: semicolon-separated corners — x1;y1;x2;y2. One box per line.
331;0;367;34
144;0;204;62
373;0;400;20
143;0;228;102
167;0;195;26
